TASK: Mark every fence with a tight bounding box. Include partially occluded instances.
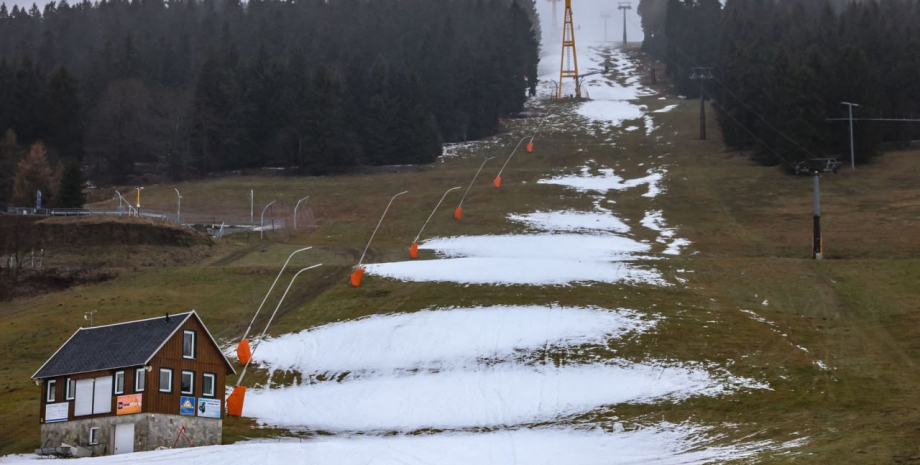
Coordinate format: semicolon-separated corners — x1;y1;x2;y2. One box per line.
1;205;183;225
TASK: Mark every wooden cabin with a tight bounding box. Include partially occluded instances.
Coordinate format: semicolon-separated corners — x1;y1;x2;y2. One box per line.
31;311;235;456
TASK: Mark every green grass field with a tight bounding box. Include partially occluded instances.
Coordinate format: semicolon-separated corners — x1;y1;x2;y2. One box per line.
1;48;919;462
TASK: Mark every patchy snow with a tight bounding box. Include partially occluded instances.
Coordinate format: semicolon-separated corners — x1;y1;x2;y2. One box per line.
577;100;646;126
509;210;630;234
654;105;679;113
539;165;663;198
420;234;649;260
0;424;802;465
246;362;760;432
663;238;692;256
366;257;665;286
255;305;653;375
364;232;666;286
641;210;667;232
644;115;658;136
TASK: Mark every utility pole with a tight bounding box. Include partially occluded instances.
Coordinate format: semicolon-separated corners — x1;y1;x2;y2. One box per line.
618;2;632;45
600;12;611;42
796;158;841;260
841;102;859;170
690;67;714;140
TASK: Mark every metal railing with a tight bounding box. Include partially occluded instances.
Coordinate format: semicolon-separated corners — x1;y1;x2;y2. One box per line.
1;205;182;225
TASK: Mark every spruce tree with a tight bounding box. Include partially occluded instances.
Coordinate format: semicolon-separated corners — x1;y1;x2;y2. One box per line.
54;160;85;208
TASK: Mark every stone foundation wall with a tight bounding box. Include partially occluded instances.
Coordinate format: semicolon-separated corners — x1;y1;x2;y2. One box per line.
40;414;221;456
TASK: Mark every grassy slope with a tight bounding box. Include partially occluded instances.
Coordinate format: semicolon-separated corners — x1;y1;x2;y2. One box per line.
1;50;919;462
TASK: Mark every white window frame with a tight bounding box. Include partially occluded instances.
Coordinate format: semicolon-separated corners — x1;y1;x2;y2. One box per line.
114;371;125;395
46;379;56;403
202;373;216;397
182;330;196;359
180;370;194;395
89;427;100;445
65;378;75;401
159;368;173;393
135;368;145;392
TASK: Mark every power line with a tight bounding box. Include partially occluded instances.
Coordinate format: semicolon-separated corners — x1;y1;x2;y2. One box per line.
623;14;821;163
826;118;920;122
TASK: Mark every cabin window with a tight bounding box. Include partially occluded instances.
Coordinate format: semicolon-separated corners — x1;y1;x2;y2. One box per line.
202;373;216;397
182;330;197;359
135;369;146;392
89;427;100;445
65;378;75;401
181;370;194;395
159;368;173;393
46;379;56;402
114;371;125;395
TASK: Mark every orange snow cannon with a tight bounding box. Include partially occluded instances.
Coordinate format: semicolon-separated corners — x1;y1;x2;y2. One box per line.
350;268;365;287
227;385;247;417
236;339;252;365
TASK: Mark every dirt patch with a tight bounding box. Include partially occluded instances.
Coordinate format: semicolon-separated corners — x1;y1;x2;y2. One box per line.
33;215;211;248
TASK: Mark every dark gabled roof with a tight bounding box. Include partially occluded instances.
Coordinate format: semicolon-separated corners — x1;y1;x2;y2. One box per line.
32;311;235;379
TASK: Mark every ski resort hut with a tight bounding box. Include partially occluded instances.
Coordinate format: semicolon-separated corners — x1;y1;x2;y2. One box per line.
31;311;235;457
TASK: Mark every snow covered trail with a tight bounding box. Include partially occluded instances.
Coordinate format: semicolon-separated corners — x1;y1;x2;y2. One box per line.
245;363;761;432
254;305;654;375
0;424;796;465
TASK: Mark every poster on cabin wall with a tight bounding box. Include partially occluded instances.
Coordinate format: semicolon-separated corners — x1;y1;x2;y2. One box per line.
116;394;142;415
197;398;221;419
44;403;68;423
180;397;196;416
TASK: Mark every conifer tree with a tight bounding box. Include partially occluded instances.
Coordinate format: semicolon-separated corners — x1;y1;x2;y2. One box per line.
54;160;85;208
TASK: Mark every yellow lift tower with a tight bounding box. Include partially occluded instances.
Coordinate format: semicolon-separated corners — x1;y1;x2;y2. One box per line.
558;0;580;98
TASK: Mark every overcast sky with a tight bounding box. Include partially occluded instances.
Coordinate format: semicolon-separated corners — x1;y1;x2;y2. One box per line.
534;0;645;48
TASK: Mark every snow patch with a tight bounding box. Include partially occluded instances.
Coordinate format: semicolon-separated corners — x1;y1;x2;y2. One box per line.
255;305;653;375
539;165;664;198
653;105;679;113
246;362;761;432
0;424;804;465
508;210;630;234
366;257;665;286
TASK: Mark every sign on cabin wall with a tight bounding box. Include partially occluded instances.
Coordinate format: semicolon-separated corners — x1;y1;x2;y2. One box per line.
180;397;196;416
197;398;221;419
44;403;68;423
116;394;142;415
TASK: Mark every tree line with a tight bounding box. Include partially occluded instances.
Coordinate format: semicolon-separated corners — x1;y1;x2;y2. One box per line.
639;0;920;167
0;0;539;206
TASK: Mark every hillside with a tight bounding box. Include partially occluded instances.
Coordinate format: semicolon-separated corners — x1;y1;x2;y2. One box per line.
1;44;919;463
